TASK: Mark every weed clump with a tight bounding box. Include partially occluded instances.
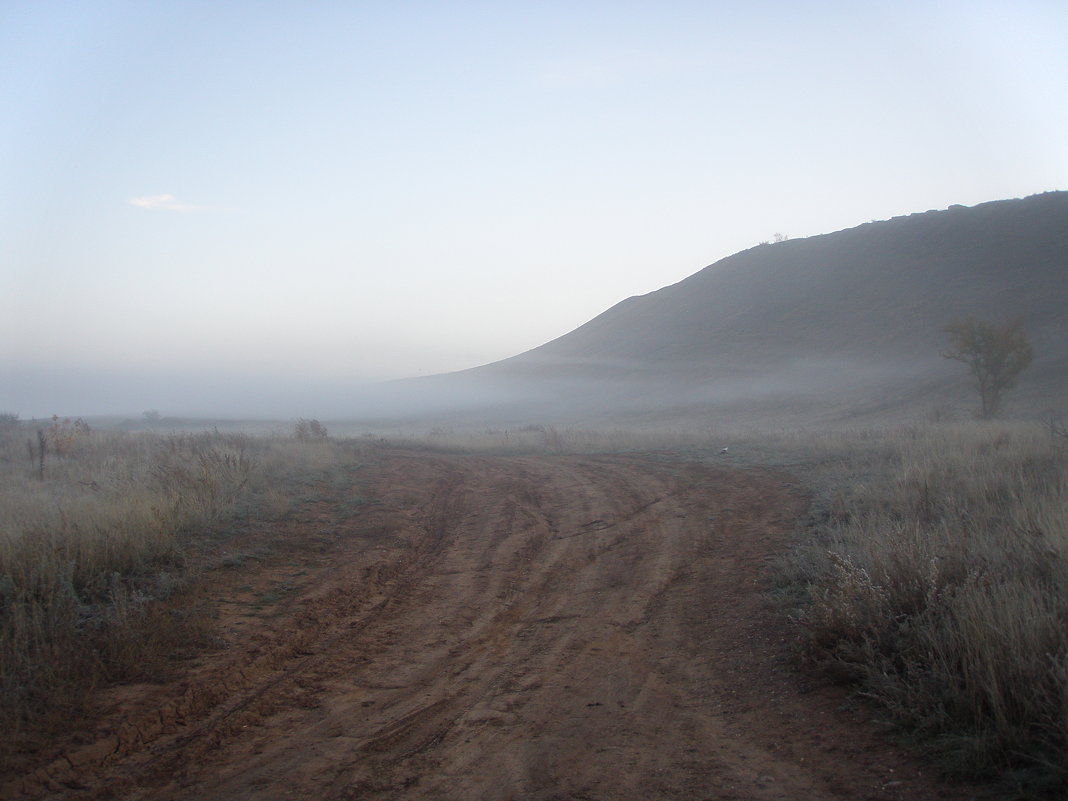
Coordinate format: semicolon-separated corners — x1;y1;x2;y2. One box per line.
295;418;328;441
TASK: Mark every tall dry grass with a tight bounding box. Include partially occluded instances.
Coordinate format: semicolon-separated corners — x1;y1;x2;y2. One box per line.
775;421;1068;794
0;422;367;760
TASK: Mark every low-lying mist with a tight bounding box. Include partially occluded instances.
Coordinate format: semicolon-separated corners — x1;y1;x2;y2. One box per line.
7;351;1061;431
348;353;962;430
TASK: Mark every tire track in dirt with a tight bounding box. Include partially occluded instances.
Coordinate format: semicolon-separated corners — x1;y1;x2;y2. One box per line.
7;451;978;801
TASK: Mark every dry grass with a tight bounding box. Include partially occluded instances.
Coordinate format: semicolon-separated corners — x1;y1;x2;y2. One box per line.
771;421;1068;795
0;423;368;763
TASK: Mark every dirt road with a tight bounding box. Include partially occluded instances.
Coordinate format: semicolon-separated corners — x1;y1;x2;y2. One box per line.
9;451;973;800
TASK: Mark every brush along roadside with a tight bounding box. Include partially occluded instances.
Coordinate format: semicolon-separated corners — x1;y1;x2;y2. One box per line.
0;425;375;773
769;421;1068;796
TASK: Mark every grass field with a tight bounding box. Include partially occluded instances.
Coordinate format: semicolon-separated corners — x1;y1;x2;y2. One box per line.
2;416;1065;794
0;418;368;761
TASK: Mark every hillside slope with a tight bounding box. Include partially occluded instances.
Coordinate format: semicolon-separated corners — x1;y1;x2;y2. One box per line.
391;192;1068;424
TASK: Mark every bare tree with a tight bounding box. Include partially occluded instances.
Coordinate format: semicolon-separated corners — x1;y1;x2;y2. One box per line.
943;317;1033;419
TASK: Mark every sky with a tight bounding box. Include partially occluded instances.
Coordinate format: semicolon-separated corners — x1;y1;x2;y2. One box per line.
3;0;1067;418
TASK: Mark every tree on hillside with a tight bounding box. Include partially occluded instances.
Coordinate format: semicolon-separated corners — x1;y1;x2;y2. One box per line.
943;317;1033;419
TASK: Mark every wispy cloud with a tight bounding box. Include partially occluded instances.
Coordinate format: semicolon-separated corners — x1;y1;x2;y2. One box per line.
128;193;201;212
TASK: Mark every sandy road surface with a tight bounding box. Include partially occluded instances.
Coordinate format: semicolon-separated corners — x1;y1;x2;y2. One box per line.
9;451;973;801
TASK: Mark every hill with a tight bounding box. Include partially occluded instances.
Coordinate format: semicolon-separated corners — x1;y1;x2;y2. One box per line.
381;192;1068;426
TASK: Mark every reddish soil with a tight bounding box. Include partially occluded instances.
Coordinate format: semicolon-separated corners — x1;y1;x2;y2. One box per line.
6;451;981;800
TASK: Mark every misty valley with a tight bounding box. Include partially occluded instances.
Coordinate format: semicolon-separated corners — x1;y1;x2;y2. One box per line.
3;194;1068;800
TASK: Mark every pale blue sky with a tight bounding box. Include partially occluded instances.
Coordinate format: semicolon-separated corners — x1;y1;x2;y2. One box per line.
3;1;1066;417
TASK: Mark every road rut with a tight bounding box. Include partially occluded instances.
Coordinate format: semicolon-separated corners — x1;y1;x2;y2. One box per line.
9;452;973;800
